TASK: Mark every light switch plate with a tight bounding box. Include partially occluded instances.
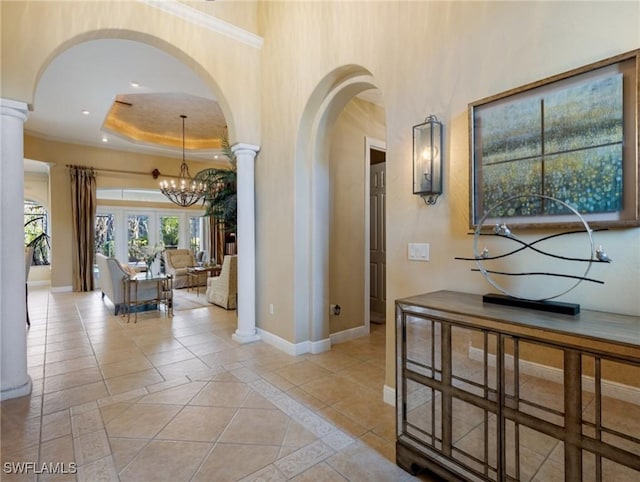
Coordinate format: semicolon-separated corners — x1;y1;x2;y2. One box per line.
408;243;430;261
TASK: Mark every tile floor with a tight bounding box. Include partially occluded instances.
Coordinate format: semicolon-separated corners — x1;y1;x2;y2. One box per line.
1;287;435;482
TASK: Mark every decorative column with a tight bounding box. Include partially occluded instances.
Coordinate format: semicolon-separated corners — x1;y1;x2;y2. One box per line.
1;98;31;400
232;143;260;344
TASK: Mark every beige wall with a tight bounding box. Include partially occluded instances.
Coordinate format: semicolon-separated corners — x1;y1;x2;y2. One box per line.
1;0;261;143
255;1;640;387
181;0;259;34
4;1;639;391
329;97;386;334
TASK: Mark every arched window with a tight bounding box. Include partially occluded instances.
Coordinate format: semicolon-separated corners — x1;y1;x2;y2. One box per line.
24;200;50;265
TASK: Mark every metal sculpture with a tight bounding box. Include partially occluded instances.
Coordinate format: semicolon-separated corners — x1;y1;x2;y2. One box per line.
456;194;611;314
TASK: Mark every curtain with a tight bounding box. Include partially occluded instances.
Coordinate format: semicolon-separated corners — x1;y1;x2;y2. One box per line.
209;216;216;263
70;166;97;291
203;216;226;265
205;216;224;265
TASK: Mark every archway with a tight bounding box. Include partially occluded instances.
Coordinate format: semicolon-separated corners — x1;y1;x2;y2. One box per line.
2;2;262;400
294;65;386;350
32;30;237;140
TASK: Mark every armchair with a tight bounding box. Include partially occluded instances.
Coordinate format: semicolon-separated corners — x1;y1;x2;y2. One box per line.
163;249;196;289
206;255;237;309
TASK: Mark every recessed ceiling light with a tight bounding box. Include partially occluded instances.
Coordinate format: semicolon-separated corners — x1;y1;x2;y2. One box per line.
101;137;108;143
81;109;90;115
130;81;140;88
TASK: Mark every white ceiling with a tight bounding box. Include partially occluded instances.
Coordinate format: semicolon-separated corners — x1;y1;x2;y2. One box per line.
26;38;218;163
25;36;383;173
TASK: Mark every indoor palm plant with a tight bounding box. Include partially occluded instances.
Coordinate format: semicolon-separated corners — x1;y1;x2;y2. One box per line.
195;133;237;233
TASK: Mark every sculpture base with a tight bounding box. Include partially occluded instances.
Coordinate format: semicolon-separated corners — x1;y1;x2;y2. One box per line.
483;293;580;316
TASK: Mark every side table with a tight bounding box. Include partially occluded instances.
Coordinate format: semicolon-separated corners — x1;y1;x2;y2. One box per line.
186;266;221;296
123;273;173;323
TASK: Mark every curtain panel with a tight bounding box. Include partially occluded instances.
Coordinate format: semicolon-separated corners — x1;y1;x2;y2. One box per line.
70;166;97;292
207;216;226;265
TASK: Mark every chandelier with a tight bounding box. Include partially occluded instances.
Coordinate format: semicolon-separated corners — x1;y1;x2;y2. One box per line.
159;115;207;207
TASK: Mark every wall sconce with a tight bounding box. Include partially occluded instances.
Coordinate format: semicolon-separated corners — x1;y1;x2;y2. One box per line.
413;114;443;205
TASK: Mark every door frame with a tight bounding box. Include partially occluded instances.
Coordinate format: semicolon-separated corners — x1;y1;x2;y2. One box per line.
364;136;386;332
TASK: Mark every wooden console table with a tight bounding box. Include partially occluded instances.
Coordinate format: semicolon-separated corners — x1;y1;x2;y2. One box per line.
396;290;640;482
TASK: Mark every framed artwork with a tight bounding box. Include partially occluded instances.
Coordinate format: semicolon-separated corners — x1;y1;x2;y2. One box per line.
469;49;639;229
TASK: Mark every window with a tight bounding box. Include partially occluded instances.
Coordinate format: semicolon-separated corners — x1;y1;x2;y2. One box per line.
24;200;50;265
160;215;180;250
95;207;207;264
95;213;116;257
127;214;150;262
189;216;202;253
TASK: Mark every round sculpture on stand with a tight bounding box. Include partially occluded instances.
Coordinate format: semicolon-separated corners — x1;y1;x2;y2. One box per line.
456;194;612;315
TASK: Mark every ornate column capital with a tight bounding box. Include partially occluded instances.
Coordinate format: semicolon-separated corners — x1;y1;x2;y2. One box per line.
231;143;260;158
0;98;29;122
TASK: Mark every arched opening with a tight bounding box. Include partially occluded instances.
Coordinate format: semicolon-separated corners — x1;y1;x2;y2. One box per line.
294;66;387;352
32;30;237;140
27;34;239;295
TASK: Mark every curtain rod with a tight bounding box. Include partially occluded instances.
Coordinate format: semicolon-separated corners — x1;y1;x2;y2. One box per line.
65;164;180;179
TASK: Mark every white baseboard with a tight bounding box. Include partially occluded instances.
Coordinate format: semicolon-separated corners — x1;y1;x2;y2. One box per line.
330;324;369;345
0;376;32;401
383;384;396;407
468;345;640;405
27;280;50;287
309;338;332;354
257;328;330;356
50;285;72;293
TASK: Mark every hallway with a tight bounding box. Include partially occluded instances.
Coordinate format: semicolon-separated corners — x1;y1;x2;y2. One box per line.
1;287;420;481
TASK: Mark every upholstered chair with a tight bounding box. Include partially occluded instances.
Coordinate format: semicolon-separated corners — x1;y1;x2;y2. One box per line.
206;255;237;309
163;249;196;289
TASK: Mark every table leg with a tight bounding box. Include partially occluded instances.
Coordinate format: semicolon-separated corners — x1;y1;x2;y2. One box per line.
124;279;131;323
133;280;138;323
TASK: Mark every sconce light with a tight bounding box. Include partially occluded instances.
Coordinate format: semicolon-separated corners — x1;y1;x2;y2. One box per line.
413;114;443;205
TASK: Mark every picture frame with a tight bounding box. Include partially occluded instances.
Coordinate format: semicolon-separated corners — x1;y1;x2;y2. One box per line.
469;49;639;229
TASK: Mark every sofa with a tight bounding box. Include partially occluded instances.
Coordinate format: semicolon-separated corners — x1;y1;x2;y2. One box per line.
163;249;198;289
206;255;237;309
96;253;161;315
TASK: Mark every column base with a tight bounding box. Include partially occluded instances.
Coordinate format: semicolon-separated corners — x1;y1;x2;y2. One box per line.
1;376;32;401
232;330;261;344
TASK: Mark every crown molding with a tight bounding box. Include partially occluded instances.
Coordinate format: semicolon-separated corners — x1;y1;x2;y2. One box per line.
139;0;263;49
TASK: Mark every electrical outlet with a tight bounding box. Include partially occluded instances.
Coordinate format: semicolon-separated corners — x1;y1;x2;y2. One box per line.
408;243;430;261
268;303;274;315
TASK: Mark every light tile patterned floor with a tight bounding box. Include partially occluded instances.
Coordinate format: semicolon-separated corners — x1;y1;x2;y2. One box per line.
1;287;428;481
